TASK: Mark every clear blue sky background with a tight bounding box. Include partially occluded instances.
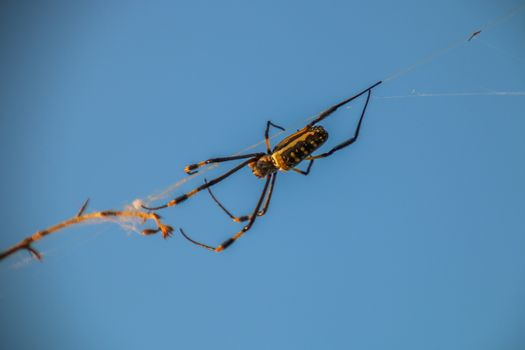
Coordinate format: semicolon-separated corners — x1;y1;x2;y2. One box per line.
1;1;524;349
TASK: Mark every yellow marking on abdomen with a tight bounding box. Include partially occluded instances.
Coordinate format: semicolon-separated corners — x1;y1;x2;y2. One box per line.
272;126;328;170
276;130;316;154
271;152;290;171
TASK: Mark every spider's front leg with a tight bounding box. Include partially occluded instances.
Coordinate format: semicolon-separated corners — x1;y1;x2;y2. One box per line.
142;157;258;210
205;174;277;223
179;174;273;252
184;153;264;175
265;121;285;153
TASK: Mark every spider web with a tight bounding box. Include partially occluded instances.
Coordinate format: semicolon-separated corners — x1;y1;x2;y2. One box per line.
111;2;525;244
4;2;525;267
130;2;525;210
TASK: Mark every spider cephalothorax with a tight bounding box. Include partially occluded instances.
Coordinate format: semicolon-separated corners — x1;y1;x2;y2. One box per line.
142;81;382;252
249;155;277;178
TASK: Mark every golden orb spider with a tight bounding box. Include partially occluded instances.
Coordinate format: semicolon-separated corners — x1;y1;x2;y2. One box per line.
142;81;382;252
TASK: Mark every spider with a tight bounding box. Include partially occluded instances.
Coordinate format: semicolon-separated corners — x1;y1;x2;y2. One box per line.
142;81;382;252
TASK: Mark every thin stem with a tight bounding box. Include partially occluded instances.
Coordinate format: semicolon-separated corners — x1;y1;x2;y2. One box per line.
0;209;174;262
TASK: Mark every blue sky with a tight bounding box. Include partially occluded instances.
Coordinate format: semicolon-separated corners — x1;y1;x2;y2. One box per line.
1;1;524;349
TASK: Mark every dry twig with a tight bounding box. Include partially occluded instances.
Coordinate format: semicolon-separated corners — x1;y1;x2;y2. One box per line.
0;200;173;262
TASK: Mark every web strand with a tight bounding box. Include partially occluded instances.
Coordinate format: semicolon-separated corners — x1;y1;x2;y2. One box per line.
383;2;525;84
3;3;525;265
375;91;525;99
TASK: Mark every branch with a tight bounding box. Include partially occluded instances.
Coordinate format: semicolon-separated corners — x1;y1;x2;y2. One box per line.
0;200;174;262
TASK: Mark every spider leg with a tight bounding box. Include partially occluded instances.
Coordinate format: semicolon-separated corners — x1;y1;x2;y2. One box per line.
265;121;285;153
290;160;315;176
186;121;283;175
308;80;381;127
180;174;273;252
306;87;373;160
205;173;277;222
142;157;258;210
184;153;265;175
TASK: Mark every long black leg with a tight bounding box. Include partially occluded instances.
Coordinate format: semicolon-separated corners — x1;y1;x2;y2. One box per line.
307;87;373;160
142;157;259;210
265;121;285;153
308;81;381;127
184;153;265;174
205;173;277;222
290;160;315;176
180;175;273;252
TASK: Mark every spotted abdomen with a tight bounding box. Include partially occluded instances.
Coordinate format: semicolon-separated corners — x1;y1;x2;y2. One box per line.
271;126;328;170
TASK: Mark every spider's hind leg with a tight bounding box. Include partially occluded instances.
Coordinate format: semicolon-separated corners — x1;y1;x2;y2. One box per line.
290;160;315;176
307;86;374;160
308;80;381;127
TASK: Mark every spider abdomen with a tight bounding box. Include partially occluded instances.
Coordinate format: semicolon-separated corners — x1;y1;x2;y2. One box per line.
271;126;328;170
